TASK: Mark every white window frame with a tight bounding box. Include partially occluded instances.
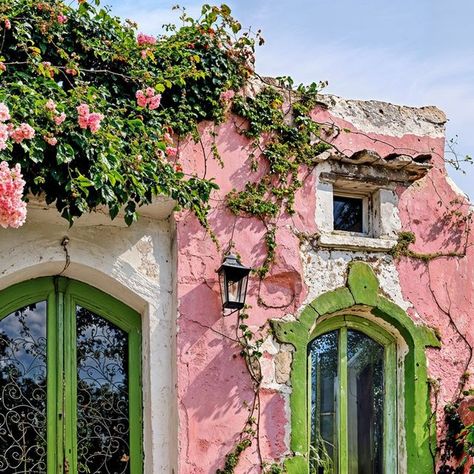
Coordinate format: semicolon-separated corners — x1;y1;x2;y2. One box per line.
316;176;401;251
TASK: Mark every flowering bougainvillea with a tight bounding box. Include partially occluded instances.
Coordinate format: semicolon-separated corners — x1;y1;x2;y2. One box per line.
0;0;255;225
0;161;26;228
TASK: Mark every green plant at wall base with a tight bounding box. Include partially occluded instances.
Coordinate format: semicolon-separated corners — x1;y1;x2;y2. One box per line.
0;0;256;225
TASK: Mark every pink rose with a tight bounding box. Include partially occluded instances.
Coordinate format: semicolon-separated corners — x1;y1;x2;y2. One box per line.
148;94;161;110
165;146;177;157
54;112;66;125
0;161;27;228
45;99;56;111
87;113;104;133
57;14;67;24
4;19;11;30
44;136;58;146
78;115;89;129
137;33;156;46
77;104;90;116
136;90;147;108
0;103;10;122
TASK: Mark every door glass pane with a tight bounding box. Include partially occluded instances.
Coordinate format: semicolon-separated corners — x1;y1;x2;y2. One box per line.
309;330;338;474
347;329;384;474
0;302;47;473
76;306;130;474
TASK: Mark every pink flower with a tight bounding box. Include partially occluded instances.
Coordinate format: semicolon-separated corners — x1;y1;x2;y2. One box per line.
163;132;173;144
0;62;6;73
78;115;88;129
136;88;161;110
45;99;56;111
57;14;67;24
137;32;156;46
0;161;27;229
165;146;177;157
87;113;104;133
220;89;235;102
135;90;147;108
54;112;66;125
44;136;57;146
0;124;8;143
20;123;35;139
77;104;90;116
148;94;161;110
10;123;35;143
0;103;10;122
141;49;148;59
4;19;11;30
77;104;103;133
0;124;7;151
66;68;77;76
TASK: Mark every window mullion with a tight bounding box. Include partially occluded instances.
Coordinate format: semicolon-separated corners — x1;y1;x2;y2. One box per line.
63;284;78;474
338;327;349;474
385;343;397;473
47;286;61;474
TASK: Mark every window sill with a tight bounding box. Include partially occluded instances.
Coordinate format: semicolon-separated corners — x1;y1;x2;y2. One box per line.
318;233;396;252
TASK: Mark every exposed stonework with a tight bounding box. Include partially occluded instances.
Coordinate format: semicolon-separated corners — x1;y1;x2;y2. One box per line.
274;351;292;384
317;94;447;139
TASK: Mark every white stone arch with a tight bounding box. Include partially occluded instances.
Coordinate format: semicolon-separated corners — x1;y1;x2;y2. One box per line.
0;200;177;473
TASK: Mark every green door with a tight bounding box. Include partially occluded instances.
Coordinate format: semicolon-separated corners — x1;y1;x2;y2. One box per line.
0;278;142;474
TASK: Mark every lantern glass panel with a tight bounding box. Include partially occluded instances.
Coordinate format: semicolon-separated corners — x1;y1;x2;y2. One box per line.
228;278;241;304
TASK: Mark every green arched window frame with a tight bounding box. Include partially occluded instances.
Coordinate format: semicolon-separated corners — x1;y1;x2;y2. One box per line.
309;315;397;473
272;262;441;474
0;277;143;474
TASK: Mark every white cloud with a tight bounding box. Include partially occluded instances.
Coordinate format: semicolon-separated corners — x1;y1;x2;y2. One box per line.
254;42;474;197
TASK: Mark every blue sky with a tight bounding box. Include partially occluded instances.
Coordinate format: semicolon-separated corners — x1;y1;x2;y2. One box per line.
107;0;474;198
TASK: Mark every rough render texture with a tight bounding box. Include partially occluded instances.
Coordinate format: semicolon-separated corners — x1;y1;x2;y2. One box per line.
175;93;474;473
0;92;471;473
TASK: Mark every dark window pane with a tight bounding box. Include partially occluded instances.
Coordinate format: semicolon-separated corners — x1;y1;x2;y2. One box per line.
0;302;47;473
76;306;130;474
333;196;363;233
309;331;338;474
347;330;384;474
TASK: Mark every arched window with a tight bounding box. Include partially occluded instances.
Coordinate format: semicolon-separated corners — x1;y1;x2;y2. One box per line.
308;317;397;474
0;277;142;474
272;262;439;474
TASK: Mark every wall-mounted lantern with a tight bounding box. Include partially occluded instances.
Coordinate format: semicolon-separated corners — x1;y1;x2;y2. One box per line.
218;254;251;313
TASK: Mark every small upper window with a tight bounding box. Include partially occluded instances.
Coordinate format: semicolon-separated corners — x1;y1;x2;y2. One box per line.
333;194;365;234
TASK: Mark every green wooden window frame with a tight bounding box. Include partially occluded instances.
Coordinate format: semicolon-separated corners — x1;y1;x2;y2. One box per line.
0;277;143;474
309;316;397;473
272;262;441;474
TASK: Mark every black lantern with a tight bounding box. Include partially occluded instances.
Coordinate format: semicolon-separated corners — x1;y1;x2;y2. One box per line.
218;254;251;312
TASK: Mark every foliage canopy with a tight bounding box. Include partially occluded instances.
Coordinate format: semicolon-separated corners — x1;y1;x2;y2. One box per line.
0;0;254;224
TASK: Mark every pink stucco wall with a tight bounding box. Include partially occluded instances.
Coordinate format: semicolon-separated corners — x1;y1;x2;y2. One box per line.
175;101;474;472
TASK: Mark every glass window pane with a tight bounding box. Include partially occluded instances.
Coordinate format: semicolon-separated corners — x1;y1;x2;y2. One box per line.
309;331;338;474
347;329;384;474
333;196;363;233
76;306;130;474
0;302;47;473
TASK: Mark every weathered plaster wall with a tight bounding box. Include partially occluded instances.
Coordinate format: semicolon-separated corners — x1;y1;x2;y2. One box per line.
0;200;178;473
0;90;470;473
175;93;474;473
